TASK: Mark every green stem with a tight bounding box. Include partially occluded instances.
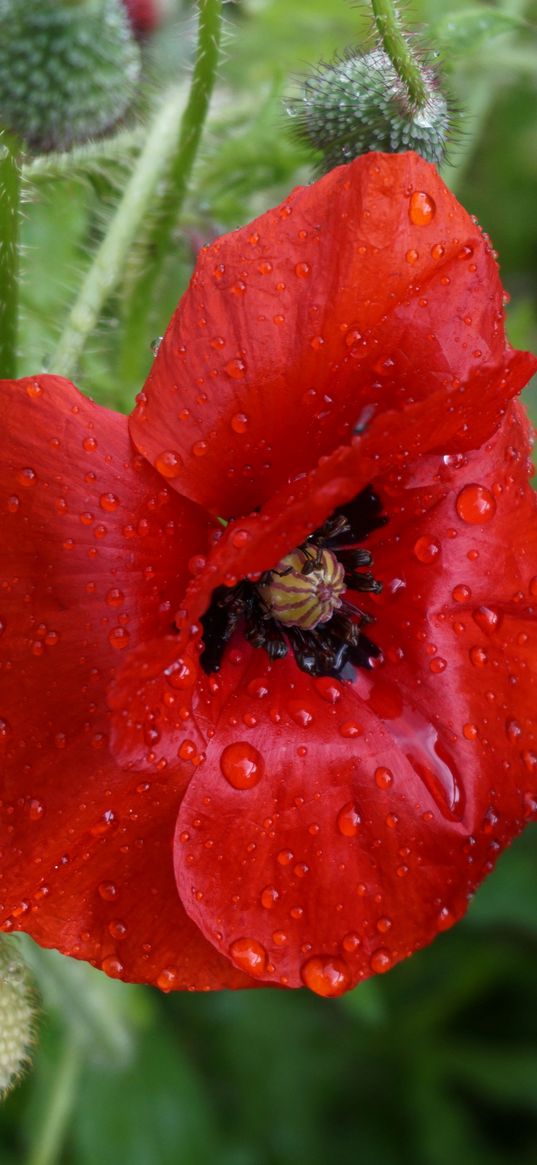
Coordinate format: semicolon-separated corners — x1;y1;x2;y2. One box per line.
119;0;223;380
370;0;428;108
0;132;21;378
25;1036;82;1165
50;85;189;379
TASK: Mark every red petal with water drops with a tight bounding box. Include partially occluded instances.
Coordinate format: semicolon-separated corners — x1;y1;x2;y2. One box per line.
130;151;534;517
0;376;250;988
111;366;534;772
172;404;536;993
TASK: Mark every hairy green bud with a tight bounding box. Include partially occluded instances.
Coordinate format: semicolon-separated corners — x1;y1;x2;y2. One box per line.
0;937;38;1098
288;47;452;171
0;0;141;153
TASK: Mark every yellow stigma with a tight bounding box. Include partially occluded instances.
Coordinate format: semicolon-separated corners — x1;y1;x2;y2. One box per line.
260;547;346;630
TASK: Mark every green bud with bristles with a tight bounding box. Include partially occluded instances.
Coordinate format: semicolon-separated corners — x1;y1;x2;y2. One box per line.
0;0;141;153
0;937;38;1098
287;47;452;171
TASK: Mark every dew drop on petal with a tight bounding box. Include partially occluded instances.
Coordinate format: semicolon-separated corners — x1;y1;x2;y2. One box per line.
230;412;249;434
220;742;264;789
455;484;496;525
336;802;362;837
374;766;393;790
295;262;311;278
229;937;267;976
165;657;197;689
101;956;124;978
98;881;118;901
225;358;246;379
413;537;440;564
260;885;279;909
108;627;130;651
156;966;180;992
301;955;351;997
409;192;436;226
369;948;393;974
156;450;184;479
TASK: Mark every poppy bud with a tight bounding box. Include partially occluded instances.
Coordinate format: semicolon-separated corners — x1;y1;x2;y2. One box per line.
288;47;451;170
122;0;164;36
0;939;37;1098
0;0;141;153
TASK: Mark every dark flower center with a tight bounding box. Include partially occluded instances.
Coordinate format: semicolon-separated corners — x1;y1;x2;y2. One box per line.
200;486;386;680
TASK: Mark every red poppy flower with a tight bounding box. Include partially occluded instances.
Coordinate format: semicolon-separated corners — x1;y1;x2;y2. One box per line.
1;152;536;997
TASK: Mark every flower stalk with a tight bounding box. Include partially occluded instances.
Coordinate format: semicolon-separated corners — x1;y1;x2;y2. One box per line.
0;132;21;379
370;0;429;108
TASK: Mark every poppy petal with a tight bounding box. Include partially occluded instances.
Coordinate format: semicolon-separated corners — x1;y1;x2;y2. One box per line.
130;151;534;516
0;376;249;987
111;370;535;772
172;404;536;992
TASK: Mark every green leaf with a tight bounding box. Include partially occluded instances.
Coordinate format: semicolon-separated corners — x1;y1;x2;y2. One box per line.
73;1024;219;1165
435;7;527;55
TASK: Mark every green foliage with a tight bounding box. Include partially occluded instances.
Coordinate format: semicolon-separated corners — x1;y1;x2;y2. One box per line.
434;5;528;56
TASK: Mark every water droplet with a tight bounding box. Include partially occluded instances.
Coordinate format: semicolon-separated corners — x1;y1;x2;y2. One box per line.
225;358;246;379
229;937;267;976
472;606;502;634
260;885;279;909
338;720;363;738
99;492;119;512
108;920;127;939
337;802;362;837
220;742;264;789
369;948;392;974
230;412;249;434
108;627;130;651
98;881;118;901
165;657;197;689
295;262;311;278
17;468;37;488
101;956;124;978
452;584;472;603
155;450;183;478
82;436;98;453
405;248;419;265
431;243;445;259
408;191;436;226
192;441;208;458
456;484;496;525
374;766;393;790
301;955;351;997
231;528;250;548
28;799;45;821
430;657;447;673
106;587;125;607
413;537;440;564
156;966;180;992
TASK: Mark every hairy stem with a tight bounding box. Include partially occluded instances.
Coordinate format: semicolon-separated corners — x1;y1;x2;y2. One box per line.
370;0;428;108
119;0;223;381
0;132;21;378
51;86;188;379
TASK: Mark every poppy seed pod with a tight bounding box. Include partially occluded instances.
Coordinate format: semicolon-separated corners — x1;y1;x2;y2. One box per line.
0;0;140;153
288;48;452;170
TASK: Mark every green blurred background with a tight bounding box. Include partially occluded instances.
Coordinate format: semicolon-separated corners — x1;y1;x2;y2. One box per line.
2;0;537;1161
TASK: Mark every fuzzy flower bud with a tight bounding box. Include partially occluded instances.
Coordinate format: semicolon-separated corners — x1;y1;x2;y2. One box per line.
288;47;452;171
0;0;141;153
0;938;37;1098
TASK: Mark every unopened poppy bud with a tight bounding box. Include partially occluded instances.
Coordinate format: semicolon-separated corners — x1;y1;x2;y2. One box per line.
0;0;141;153
122;0;164;36
0;938;37;1098
288;47;451;170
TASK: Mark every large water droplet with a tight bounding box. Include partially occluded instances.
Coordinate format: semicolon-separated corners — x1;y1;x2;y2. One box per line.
408;191;436;226
220;742;264;789
301;955;351;997
229;937;267;976
337;802;362;837
455;484;496;525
